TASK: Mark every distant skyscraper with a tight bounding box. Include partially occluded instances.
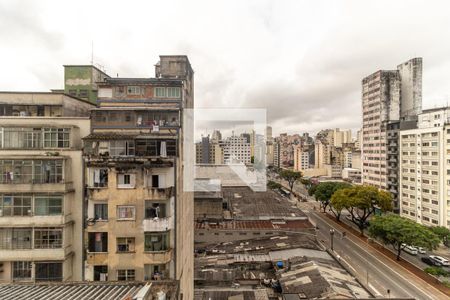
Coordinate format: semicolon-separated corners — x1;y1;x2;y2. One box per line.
362;58;422;210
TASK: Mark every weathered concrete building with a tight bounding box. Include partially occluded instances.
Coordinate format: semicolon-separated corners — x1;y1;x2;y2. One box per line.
0;92;94;283
64;65;110;105
362;58;422;210
195;136;223;165
83;56;194;299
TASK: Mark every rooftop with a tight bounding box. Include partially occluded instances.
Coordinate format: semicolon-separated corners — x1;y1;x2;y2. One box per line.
0;281;178;300
196;234;321;256
223;186;307;220
195;219;313;231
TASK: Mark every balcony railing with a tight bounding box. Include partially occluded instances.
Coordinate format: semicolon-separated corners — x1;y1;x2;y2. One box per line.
143;216;174;232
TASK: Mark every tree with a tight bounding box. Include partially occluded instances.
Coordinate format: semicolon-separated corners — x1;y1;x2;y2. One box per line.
330;187;354;222
314;182;351;213
343;185;393;234
429;226;450;246
308;183;318;197
279;170;302;193
368;214;440;260
267;180;282;190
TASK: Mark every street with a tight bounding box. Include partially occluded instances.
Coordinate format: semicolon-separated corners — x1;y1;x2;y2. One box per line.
297;201;449;300
269;172;449;299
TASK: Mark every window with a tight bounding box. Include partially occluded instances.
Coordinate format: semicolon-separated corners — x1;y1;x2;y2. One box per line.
154;87;166;97
68;90;77;96
144;264;168;280
0;159;63;184
34;227;63;249
35;262;62;282
117;206;135;220
135;139;176;157
145;202;167;218
91;168;108;187
12;261;32;281
127;86;141;95
94;203;108;220
0;228;32;249
152;175;160;188
43;128;70;148
0;195;31;216
35;195;63;216
167;87;181;98
117;269;135;281
109;141;135;156
117;173;135;188
117;237;135;252
2;128;42;149
93;266;108;281
88;232;108;252
78;90;88;98
144;232;169;252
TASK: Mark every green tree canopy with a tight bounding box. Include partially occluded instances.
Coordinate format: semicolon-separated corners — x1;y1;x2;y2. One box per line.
267;180;282;190
314;182;351;213
308;183;318;197
279;170;302;193
330;186;356;221
368;214;440;260
429;226;450;245
334;185;393;234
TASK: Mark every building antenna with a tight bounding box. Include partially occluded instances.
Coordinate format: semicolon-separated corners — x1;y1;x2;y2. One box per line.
91;41;94;65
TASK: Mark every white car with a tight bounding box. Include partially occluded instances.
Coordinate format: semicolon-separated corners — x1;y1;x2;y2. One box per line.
429;255;450;267
416;247;426;254
401;244;418;255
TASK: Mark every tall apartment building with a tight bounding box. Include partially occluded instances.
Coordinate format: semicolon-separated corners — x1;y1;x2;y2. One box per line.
293;146;310;172
195;136;224;164
0;92;93;283
331;128;352;147
277;133;301;168
362;58;422;210
83;56;194;298
221;135;251;164
273;142;281;168
399;107;450;229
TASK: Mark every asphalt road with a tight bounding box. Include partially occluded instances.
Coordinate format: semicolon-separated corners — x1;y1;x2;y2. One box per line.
306;207;448;300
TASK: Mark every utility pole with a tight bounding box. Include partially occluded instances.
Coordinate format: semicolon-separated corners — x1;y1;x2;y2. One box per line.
329;228;335;251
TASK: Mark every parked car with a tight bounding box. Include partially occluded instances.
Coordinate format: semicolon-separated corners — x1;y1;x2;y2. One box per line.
421;256;439;266
429;255;450;267
416;247;426;254
401;244;418;255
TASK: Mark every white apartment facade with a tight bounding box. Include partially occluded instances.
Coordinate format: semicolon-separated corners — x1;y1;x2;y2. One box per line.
399;107;450;228
294;146;309;172
0;92;93;283
222;136;251;164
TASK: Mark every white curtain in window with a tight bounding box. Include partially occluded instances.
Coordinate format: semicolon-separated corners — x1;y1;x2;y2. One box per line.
160;141;167;158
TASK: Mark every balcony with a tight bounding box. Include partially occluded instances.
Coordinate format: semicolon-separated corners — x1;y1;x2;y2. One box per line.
143;216;174;232
142;248;173;264
0;215;69;226
0;182;74;194
86;252;108;265
144;187;173;200
0;248;67;261
91;110;180;130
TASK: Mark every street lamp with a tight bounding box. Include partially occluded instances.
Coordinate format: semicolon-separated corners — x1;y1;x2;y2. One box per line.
329;228;335;251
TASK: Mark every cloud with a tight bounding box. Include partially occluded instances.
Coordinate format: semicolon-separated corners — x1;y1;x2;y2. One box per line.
0;0;450;137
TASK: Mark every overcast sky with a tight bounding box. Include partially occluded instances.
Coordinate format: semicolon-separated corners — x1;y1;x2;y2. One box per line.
1;0;450;136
